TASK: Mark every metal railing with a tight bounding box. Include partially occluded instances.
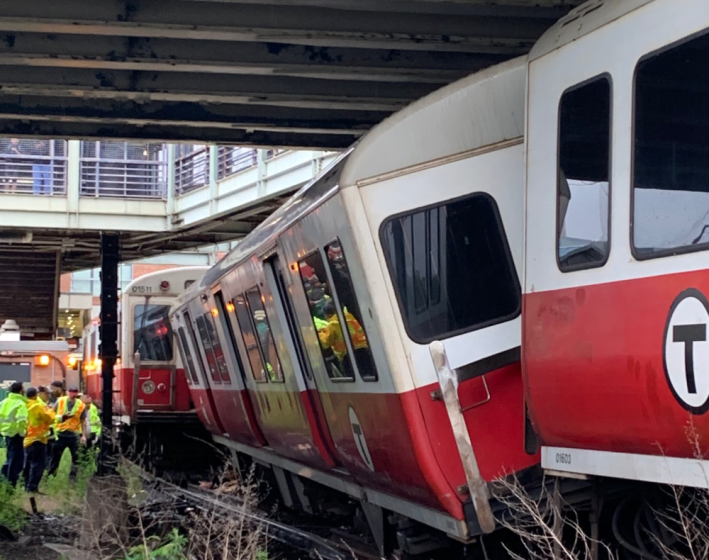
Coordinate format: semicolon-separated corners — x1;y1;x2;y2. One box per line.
80;141;168;199
175;145;210;196
0;139;68;195
217;146;258;180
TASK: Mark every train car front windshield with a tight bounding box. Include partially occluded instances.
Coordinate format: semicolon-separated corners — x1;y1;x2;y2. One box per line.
133;300;174;362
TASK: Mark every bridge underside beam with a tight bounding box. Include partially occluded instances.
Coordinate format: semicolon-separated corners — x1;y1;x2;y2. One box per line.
0;0;584;147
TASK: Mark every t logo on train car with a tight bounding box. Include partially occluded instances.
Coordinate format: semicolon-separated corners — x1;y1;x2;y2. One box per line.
663;289;709;414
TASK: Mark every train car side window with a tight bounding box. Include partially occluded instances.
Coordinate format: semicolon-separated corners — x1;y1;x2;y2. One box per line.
195;315;222;384
381;193;520;343
298;251;355;381
134;303;174;362
204;311;232;383
176;326;199;384
233;294;268;382
557;76;611;272
183;312;209;384
633;33;709;258
325;240;378;382
245;287;284;382
215;291;248;382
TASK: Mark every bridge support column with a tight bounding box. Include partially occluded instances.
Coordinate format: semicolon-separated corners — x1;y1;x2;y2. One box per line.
98;233;119;475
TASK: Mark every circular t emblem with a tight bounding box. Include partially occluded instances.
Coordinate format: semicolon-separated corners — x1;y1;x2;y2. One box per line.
663;289;709;414
349;407;374;471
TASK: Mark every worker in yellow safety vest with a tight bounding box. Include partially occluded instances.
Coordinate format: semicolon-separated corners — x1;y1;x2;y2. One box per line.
23;387;56;492
0;382;27;486
318;301;368;377
48;387;88;480
81;394;102;448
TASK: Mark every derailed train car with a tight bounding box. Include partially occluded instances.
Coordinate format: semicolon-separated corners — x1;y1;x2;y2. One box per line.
171;58;534;553
172;0;709;555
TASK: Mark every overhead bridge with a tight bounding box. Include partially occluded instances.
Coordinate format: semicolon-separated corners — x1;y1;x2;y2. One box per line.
0;0;583;148
0;0;582;336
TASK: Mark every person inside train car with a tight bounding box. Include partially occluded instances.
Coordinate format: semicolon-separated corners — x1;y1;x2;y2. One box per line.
253;310;278;380
307;282;331;320
48;387;88;481
23;387;56;493
318;300;368;379
0;382;27;486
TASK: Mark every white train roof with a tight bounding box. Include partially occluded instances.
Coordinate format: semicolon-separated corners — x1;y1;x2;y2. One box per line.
530;0;654;61
176;56;528;306
340;56;526;186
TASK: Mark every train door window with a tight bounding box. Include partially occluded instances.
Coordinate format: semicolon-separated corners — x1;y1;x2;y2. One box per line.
183;312;208;384
133;303;174;362
176;326;199;384
633;32;709;258
381;193;520;343
244;287;284;382
195;315;222;383
325;240;378;381
202;311;232;384
233;293;268;382
214;291;248;383
298;251;355;381
558;76;611;271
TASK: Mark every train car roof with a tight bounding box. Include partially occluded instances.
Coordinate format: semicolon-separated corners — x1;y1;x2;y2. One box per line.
339;56;526;187
530;0;654;61
124;265;210;292
176;153;350;305
176;56;529;309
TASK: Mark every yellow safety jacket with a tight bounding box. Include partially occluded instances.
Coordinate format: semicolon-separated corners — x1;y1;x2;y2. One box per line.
318;311;368;362
55;396;85;435
345;310;368;350
89;403;102;437
25;398;56;447
0;393;27;438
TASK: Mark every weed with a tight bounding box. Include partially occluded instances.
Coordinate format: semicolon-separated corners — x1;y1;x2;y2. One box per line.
120;527;188;560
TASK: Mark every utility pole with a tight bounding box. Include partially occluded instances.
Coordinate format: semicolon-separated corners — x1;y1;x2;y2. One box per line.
98;233;119;475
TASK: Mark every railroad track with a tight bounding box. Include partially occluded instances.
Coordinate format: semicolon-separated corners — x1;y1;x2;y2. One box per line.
136;467;380;560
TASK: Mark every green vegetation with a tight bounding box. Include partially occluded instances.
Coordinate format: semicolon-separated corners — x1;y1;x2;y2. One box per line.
0;443;98;527
120;528;188;560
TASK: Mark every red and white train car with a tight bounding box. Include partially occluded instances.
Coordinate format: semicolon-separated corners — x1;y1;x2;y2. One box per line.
168;0;709;554
171;57;540;554
524;0;709;490
85;266;208;424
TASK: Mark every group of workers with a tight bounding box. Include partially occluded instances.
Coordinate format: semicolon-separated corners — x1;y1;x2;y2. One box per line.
0;381;102;493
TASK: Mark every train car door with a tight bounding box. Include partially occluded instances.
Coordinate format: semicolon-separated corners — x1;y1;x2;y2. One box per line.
181;310;226;435
262;253;342;466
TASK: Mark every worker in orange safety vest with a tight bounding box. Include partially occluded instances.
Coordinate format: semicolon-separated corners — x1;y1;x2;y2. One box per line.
47;387;88;481
23;387;56;493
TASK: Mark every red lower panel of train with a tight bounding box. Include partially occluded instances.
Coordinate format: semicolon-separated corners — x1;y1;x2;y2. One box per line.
86;367;191;419
524;270;709;459
210;388;265;447
205;362;536;520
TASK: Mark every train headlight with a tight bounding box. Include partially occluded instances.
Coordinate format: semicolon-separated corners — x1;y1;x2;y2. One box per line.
142;380;156;395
